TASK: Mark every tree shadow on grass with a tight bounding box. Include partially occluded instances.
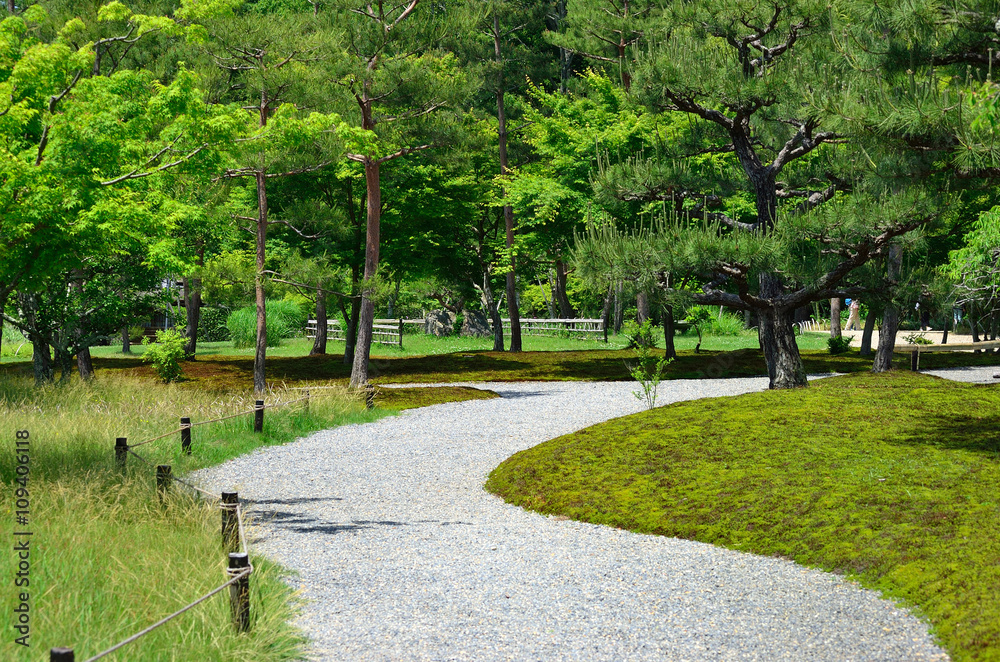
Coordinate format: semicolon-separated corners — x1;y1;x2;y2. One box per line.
895;407;1000;457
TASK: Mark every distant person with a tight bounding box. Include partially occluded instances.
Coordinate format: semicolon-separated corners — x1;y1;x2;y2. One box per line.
844;299;861;330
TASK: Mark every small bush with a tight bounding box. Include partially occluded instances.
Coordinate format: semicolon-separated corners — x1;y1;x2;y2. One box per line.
227;300;305;348
827;334;853;354
141;329;186;382
904;332;934;345
622;319;658;349
199;307;231;342
128;325;145;343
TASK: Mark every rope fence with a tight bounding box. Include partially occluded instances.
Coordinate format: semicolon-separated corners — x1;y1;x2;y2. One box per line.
50;391;325;661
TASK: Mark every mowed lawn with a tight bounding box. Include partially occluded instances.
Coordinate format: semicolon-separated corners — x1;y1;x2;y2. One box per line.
487;371;1000;661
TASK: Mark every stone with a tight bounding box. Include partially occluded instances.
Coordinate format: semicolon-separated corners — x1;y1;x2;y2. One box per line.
461;310;492;337
424;309;456;336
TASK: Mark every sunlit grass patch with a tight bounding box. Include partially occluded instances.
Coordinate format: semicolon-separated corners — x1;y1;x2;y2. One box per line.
486;371;1000;661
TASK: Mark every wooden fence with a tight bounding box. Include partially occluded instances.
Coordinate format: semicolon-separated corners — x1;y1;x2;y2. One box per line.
500;317;607;342
905;339;1000;371
305;319;405;348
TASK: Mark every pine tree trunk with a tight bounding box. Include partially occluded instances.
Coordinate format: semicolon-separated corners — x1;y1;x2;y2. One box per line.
872;304;899;372
662;304;676;359
613;281;623;333
351;157;381;387
860;310;877;356
310;292;328;356
479;271;504;352
757;273;807;388
637;291;649;324
345;295;360;365
829;298;842;338
253;171;269;395
872;244;902;373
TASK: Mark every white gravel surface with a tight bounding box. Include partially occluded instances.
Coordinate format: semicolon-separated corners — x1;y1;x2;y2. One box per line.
194;378;949;661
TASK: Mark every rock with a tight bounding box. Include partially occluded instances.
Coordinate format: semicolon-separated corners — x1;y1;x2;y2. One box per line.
461;310;492;337
424;309;456;336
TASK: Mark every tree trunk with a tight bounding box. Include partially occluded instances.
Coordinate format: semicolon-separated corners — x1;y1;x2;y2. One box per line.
872;304;899;372
636;291;649;324
496;80;522;352
478;271;504;352
0;294;5;361
662;303;676;359
345;295;361;365
77;347;94;381
310;291;328;356
351;157;381;386
829;298;842;338
542;275;556;318
183;249;204;358
613;281;623;333
31;336;52;385
860;310;877;356
121;326;131;354
253;172;269;394
553;258;575;318
758;273;807;388
872;244;902;373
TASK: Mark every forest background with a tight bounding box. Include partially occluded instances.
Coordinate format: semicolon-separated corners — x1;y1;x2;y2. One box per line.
4;0;1000;391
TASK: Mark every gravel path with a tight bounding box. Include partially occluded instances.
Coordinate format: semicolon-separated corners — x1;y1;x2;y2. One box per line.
194;379;948;661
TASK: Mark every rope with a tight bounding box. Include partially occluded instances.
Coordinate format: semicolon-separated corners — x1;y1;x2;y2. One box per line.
189;408;253;427
129;426;185;448
82;565;253;662
125;449;218;500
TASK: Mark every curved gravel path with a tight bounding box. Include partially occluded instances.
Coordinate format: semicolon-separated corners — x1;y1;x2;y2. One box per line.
195;379;948;661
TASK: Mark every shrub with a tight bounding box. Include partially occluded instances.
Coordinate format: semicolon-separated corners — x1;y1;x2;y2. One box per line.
141;329;186;382
827;334;853;354
684;306;715;352
227;300;305;348
622;319;658;349
198;307;231;342
128;325;146;343
904;332;934;345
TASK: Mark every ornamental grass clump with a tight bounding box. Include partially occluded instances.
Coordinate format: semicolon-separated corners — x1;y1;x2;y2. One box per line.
227;300;306;349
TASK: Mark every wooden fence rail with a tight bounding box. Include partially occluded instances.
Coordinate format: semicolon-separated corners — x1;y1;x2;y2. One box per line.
905;340;1000;371
305;319;405;348
499;318;607;342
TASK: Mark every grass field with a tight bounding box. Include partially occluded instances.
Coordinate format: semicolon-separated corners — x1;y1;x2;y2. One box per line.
486;371;1000;661
0;375;492;661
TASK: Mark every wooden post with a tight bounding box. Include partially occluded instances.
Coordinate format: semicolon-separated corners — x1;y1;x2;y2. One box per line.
115;437;128;471
398;318;404;350
50;648;74;661
304;389;310;415
365;383;375;409
228;552;251;632
254;400;264;433
181;417;191;455
222;491;239;553
910;350;919;371
156;465;171;502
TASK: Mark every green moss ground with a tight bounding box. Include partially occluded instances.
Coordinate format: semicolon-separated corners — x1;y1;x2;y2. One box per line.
486;371;1000;661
